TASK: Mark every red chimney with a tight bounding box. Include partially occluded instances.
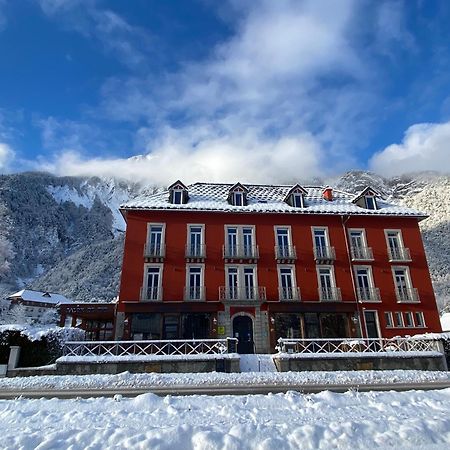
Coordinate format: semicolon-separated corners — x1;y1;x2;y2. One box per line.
323;186;333;201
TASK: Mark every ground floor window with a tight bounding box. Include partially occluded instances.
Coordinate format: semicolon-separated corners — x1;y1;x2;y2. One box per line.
84;320;114;340
130;313;212;340
273;313;302;342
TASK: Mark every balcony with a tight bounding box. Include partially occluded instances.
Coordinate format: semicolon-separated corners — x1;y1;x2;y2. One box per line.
279;286;301;301
356;287;381;302
140;286;163;302
222;245;259;260
219;286;266;302
275;245;297;262
143;243;166;259
388;247;411;262
350;246;374;261
184;286;206;301
318;286;342;302
314;246;336;263
185;244;206;260
395;287;420;303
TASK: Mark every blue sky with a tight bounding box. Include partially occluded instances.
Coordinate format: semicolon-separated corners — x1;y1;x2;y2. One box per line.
0;0;450;183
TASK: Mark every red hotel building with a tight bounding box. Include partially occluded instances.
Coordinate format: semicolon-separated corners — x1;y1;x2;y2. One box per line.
115;181;441;353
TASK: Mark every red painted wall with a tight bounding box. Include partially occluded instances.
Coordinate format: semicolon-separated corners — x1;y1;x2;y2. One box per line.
118;210;441;336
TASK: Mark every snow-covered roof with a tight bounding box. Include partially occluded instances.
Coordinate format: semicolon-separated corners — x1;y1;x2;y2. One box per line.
121;182;427;218
8;289;72;305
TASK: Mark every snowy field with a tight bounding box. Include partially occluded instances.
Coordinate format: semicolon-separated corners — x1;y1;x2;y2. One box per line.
1;389;450;449
1;369;449;391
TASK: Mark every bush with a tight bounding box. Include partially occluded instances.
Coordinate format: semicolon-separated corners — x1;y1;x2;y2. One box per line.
0;326;84;367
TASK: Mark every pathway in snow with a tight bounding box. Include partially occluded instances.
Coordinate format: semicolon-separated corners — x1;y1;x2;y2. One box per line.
239;354;277;372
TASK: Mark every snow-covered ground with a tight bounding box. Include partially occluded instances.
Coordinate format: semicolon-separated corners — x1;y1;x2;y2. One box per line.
1;370;449;391
1;389;450;449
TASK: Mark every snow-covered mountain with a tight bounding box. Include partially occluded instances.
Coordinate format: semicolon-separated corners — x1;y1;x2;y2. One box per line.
0;171;448;311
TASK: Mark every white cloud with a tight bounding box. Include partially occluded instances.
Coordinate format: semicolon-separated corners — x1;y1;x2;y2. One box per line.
369;121;450;176
0;143;14;171
37;128;325;184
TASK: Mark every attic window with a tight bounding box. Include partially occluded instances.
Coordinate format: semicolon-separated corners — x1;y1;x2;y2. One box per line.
292;193;304;208
285;184;307;208
228;183;248;206
233;192;244;206
365;196;377;210
172;189;184;205
168;180;188;205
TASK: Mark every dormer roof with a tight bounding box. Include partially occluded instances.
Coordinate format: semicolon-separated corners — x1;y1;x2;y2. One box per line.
351;186;381;204
228;182;249;193
168;180;188;191
284;184;308;200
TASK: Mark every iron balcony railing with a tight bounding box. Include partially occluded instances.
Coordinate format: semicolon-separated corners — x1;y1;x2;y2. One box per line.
276;337;441;355
356;287;381;302
143;243;166;258
395;287;420;303
318;286;342;301
62;338;239;358
222;245;259;259
279;286;301;301
388;246;411;262
185;244;206;259
275;245;297;260
184;286;206;301
314;246;336;261
350;246;373;261
219;286;266;302
140;286;163;301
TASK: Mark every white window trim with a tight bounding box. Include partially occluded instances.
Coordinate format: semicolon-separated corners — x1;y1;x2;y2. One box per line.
391;265;414;289
316;265;337;288
394;311;404;328
147;222;166;245
187;223;205;245
274;225;293;248
225;264;258;290
365;195;377;210
363;310;381;338
172;188;185;204
404;311;414;328
348;228;369;246
353;265;375;287
291;192;304;208
414;311;426;328
384;229;405;248
277;264;298;288
143;263;163;301
185;263;205;301
311;226;331;246
385;311;394;328
225;225;256;246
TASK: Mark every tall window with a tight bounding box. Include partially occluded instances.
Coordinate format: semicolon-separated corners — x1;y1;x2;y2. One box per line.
275;227;295;258
173;190;183;204
148;224;164;257
145;266;162;300
414;312;425;327
355;266;377;301
349;229;372;260
317;266;339;301
225;266;258;300
187;225;204;257
292;193;304;207
278;266;298;300
394;312;403;327
386;230;410;261
227;267;239;299
404;311;414;327
187;266;203;300
313;227;333;260
365;196;377;210
225;226;257;258
233;191;244;206
385;312;393;328
393;267;417;302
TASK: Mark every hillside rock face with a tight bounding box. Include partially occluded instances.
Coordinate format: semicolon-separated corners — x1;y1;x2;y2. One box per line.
0;171;448;310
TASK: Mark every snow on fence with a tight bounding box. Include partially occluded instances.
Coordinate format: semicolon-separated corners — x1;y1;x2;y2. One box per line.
62;338;238;358
276;337;442;354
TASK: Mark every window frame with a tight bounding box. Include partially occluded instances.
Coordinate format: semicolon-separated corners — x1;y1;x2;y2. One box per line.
143;263;163;301
404;311;414;328
277;264;298;300
394;311;404;328
384;312;394;328
185;263;205;301
414;311;426;328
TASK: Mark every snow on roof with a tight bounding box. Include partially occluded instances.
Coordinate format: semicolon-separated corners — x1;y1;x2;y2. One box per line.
121;182;427;218
8;289;72;305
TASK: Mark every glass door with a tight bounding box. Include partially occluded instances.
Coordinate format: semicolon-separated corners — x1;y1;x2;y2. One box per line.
228;267;238;299
227;228;238;257
188;267;202;300
242;228;253;257
280;267;294;299
146;267;161;300
244;267;255;299
189;226;202;257
277;228;289;257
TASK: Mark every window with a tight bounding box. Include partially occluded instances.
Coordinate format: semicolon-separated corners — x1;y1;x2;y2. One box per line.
173;190;183;204
187;224;204;257
278;266;299;300
225;226;257;258
275;226;295;259
292;193;304;208
349;229;373;260
228;183;248;206
385;312;393;328
168;180;188;204
365;196;377;210
146;224;165;257
386;230;410;261
186;266;204;300
393;267;418;302
233;191;243;206
144;265;162;300
313;227;334;260
224;265;259;300
414;312;425;327
394;312;404;327
317;266;340;301
404;311;414;327
355;266;377;301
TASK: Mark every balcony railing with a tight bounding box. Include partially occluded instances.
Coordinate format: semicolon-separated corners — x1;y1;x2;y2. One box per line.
140;286;162;301
395;287;420;303
143;243;166;258
219;286;266;302
314;246;336;262
275;245;297;260
184;286;206;301
350;246;373;261
279;286;301;301
185;244;206;259
388;246;411;262
223;245;259;259
318;286;342;302
356;287;381;302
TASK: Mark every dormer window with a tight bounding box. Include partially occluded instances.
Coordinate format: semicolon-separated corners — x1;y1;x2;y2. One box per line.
352;187;380;210
285;184;307;208
228;183;249;206
168;180;189;205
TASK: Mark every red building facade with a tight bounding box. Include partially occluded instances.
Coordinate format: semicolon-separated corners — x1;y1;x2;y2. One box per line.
116;182;441;353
